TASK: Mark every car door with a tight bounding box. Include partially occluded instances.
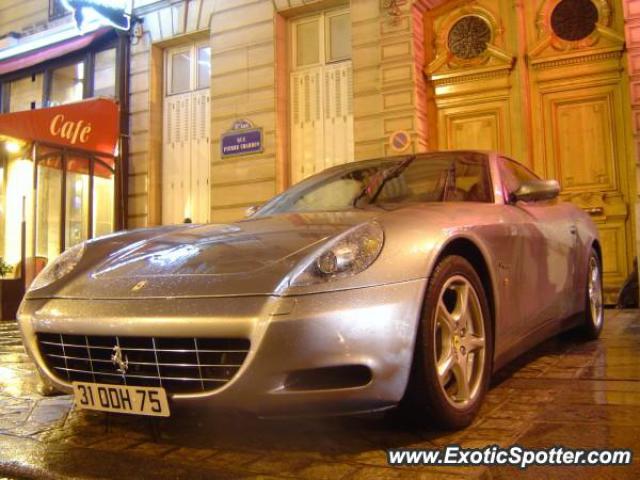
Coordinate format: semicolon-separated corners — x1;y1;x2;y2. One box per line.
498;157;578;333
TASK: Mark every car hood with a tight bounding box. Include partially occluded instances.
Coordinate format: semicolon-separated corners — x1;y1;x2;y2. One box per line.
35;211;381;299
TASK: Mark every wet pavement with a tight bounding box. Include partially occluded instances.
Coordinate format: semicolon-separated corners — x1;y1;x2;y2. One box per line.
0;311;639;479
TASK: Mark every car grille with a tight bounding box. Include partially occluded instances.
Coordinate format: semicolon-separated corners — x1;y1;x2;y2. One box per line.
36;333;250;394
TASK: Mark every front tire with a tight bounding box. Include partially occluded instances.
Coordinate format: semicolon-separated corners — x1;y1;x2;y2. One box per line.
581;249;604;340
403;255;493;429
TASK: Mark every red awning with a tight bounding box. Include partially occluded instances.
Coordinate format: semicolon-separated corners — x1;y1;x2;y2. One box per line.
0;98;120;156
0;28;112;76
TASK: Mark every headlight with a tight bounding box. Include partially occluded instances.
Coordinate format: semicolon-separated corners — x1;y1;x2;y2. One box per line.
286;222;384;288
29;242;86;291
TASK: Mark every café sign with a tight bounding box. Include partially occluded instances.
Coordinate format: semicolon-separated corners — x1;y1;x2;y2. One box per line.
0;98;119;156
221;119;263;158
49;114;93;145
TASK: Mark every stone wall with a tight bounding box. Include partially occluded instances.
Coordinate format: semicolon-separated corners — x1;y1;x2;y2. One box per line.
351;0;429;159
209;0;277;223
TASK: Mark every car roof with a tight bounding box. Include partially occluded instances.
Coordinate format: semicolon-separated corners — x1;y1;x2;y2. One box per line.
322;150;498;172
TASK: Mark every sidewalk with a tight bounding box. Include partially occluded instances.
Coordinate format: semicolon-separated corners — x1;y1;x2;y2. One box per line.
1;311;639;479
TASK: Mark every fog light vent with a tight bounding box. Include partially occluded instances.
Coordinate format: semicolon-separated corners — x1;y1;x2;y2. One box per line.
284;365;372;391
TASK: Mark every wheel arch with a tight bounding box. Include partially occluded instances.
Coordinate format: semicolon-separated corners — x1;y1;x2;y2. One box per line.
430;237;497;364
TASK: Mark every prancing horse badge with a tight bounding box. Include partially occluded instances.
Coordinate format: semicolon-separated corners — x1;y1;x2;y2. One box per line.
131;280;147;292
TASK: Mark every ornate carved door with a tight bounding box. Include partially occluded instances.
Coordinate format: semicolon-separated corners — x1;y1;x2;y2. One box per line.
424;0;635;303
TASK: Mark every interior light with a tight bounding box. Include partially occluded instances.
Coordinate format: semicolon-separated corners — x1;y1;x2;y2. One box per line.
5;141;21;154
4;159;34;265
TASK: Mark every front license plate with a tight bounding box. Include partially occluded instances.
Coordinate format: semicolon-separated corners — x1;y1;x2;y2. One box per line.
72;382;170;417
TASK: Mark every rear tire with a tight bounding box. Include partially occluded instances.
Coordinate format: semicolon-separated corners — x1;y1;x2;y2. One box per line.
403;255;493;430
581;249;604;340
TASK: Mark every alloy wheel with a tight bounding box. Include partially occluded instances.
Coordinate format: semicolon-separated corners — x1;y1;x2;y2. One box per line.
588;256;604;329
433;275;486;408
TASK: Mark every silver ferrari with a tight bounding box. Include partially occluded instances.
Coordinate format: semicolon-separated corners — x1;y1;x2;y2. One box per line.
18;151;603;429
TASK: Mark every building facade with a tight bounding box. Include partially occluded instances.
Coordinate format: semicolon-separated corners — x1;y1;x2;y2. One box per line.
125;0;425;228
0;0;131;298
0;0;639;302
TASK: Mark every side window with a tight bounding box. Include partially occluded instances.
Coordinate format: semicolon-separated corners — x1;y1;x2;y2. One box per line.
499;157;539;201
451;155;492;203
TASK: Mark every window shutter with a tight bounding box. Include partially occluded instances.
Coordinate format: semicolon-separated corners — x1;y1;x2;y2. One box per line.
323;62;354;170
191;90;211;223
290;69;325;184
289;11;354;184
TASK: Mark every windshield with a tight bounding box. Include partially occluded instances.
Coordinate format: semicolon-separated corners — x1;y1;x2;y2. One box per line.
255;152;492;216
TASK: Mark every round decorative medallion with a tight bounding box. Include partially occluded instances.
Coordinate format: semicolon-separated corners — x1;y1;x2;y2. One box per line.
551;0;599;42
447;16;492;60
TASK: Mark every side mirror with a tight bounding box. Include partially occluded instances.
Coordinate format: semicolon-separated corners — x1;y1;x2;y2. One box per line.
512;180;560;203
245;205;260;218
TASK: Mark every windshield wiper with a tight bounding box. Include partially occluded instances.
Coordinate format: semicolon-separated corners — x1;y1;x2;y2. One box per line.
353;155;416;208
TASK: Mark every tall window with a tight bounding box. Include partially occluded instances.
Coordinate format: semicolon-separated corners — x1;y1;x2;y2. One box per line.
1;47;117;113
9;74;44;112
290;8;354;184
163;42;211;225
94;48;117;97
49;0;69;20
35;148;115;261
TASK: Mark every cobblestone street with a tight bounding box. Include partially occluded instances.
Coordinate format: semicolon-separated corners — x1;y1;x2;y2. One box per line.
1;311;639;479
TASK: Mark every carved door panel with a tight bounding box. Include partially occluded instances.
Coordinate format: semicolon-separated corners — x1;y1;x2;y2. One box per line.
438;101;512;153
529;0;633;303
540;87;630;297
425;0;634;303
426;3;519;157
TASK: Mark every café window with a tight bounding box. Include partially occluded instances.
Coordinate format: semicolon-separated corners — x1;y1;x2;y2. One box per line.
49;61;86;106
9;74;44;112
94;48;117;97
35;146;115;260
1;46;117;114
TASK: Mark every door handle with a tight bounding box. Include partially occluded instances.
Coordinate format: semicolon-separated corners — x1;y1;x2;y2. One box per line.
584;207;604;216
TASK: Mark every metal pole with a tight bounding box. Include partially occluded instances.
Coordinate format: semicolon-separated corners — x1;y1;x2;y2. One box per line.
116;29;131;231
20;196;26;281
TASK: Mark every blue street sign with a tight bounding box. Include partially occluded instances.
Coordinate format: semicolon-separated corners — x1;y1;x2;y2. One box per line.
221;120;263;158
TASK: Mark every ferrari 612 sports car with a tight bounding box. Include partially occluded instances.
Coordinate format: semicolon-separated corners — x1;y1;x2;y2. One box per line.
18;151;603;429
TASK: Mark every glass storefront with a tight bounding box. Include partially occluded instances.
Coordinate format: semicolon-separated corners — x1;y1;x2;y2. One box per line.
35;153;62;262
93;166;115;238
35;146;115;262
2;151;34;273
0;33;121;285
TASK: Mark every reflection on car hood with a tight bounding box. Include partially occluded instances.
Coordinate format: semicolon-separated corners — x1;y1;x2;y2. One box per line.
40;211;380;299
93;212;374;277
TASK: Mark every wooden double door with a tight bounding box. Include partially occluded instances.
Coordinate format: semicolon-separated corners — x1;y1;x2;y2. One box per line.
424;0;635;303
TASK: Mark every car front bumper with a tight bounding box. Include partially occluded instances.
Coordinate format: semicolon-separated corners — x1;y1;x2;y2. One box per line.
18;279;426;416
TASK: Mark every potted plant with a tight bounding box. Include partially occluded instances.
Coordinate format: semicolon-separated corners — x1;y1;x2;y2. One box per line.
0;257;23;320
0;258;11;279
